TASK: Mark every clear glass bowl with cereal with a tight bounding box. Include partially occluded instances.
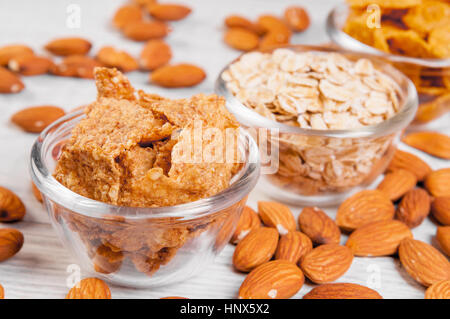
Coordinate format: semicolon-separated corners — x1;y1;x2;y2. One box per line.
326;1;450;127
30;68;260;287
216;45;417;205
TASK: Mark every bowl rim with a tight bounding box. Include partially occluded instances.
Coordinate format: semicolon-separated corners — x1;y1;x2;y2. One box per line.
30;111;260;221
326;2;450;69
215;44;418;139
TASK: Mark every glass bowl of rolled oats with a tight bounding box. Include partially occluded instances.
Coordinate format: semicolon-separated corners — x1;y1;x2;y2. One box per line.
216;45;418;205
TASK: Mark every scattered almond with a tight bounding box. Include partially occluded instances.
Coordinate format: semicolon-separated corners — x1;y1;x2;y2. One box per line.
0;186;26;222
123;20;170;41
258;201;296;235
96;46;139;72
425;168;450;197
11;105;65;133
431;197;450;225
8;54;54;76
300;244;353;284
257;15;291;50
346;220;412;256
113;4;143;30
51;55;103;79
0;284;3;299
0;44;33;66
0;66;24;93
377;169;417;201
303;283;383;299
151;63;206;88
0;228;24;262
436;226;450;257
399;238;450;287
140;39;172;71
45;37;92;56
336;190;395;231
259;31;291;51
230;206;261;244
224;15;263;34
66;278;111;299
425;280;450;299
403;132;450;160
284;6;310;32
224;28;259;51
275;231;312;264
396;188;431;228
298;206;341;245
31;182;43;203
386;149;431;181
233;227;279;272
147;3;191;21
238;260;304;299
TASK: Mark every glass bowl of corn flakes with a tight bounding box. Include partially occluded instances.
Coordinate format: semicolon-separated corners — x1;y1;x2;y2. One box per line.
216;45;417;205
327;0;450;126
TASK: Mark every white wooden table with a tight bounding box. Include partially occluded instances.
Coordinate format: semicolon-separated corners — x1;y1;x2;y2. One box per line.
0;0;449;299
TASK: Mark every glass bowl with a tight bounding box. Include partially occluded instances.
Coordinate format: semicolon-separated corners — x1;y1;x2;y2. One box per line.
326;3;450;127
30;111;260;288
215;44;418;206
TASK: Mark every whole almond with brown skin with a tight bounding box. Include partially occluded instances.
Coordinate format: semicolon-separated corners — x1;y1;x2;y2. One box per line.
425;280;450;299
96;46;139;72
0;66;24;93
436;226;450;257
151;64;206;88
8;55;54;76
0;44;33;65
31;182;43;203
239;260;304;299
298;207;341;245
275;231;312;264
336;190;395;232
66;278;111;299
0;187;26;222
386;149;431;181
300;244;353;284
45;37;92;56
346;220;412;256
51;55;103;79
11;105;65;133
396;188;431;228
0;228;24;262
0;284;3;299
431;197;450;225
399;238;450;287
403;132;450;159
230;206;261;244
224;15;263;34
257;15;292;36
258;201;296;235
147;3;191;21
377;169;417;201
224;28;259;51
425;168;450;197
303;283;382;299
123;21;170;41
284;6;310;32
259;31;291;51
233;227;278;272
113;4;143;30
140;40;172;71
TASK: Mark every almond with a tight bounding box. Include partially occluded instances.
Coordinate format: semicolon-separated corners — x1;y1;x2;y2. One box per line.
436;226;450;257
258;201;297;235
0;45;33;66
303;283;383;299
224;28;259;51
425;168;450;197
123;20;170;41
431;197;450;225
346;220;412;256
298;206;341;245
0;228;24;262
96;46;139;72
336;190;395;232
45;37;92;56
0;284;3;299
0;186;26;222
0;66;24;93
425;280;450;299
284;6;310;32
11;105;65;133
386;149;431;181
140;39;172;71
403;131;450;159
300;244;353;284
224;15;263;34
396;188;431;228
147;3;191;21
51;55;103;79
31;182;43;203
151;64;206;88
233;227;279;272
377;169;417;201
230;206;261;244
66;278;111;299
8;54;54;76
399;238;450;287
275;231;312;264
257;15;291;36
238;260;304;299
113;4;143;30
